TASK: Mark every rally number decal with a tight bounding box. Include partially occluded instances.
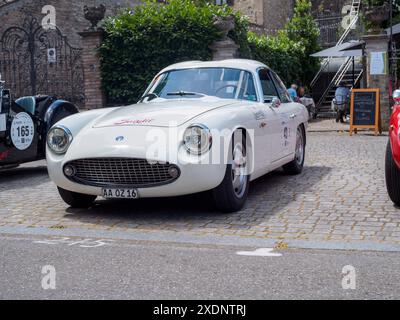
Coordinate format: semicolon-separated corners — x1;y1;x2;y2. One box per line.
10;112;35;151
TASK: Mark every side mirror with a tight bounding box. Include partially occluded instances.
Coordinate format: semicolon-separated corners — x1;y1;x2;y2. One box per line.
271;97;281;108
393;90;400;103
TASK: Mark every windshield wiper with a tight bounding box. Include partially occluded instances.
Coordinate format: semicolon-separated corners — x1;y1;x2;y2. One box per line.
166;91;206;97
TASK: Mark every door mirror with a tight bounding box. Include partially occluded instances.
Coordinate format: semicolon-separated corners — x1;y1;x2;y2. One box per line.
271;97;281;108
393;90;400;103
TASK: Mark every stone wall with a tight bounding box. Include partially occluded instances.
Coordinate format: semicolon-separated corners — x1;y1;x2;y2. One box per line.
232;0;295;34
311;0;350;13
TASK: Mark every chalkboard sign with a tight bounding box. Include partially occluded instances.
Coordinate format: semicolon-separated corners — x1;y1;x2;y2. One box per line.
350;89;381;136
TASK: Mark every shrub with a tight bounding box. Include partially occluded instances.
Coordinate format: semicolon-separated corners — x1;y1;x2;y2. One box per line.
280;0;321;85
100;0;220;103
246;32;304;85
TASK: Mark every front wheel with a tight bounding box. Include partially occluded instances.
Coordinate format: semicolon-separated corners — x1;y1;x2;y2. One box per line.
385;141;400;206
283;126;305;175
58;187;97;208
212;134;249;213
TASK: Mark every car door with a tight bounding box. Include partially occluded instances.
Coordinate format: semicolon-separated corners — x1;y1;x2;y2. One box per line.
256;68;285;165
235;70;271;174
269;71;298;159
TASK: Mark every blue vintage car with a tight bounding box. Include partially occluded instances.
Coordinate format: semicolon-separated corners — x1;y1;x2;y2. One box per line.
0;77;79;169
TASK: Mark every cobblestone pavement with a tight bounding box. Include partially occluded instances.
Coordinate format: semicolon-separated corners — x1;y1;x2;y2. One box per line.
0;131;398;248
308;119;350;132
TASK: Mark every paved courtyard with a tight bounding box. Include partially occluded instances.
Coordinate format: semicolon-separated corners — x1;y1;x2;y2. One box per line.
0;130;398;250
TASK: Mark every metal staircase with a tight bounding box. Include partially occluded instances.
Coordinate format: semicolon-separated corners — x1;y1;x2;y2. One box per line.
311;0;362;117
316;60;363;116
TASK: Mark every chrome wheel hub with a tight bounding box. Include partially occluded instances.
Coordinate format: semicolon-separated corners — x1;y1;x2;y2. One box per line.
231;143;247;198
295;127;304;166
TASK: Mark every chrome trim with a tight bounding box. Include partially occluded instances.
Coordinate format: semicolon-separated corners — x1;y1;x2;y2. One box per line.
64;158;181;188
183;124;213;155
47;125;73;155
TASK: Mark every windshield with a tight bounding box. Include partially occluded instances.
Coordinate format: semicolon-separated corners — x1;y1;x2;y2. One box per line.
147;68;258;101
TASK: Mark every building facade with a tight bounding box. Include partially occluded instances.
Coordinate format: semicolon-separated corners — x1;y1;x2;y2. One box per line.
0;0;142;105
0;0;354;107
217;0;351;37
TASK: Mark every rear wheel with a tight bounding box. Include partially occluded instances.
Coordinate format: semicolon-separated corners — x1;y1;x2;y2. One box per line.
212;132;250;213
58;187;97;208
385;141;400;206
283;126;305;175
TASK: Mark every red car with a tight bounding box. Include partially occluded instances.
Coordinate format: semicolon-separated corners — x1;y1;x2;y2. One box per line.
386;90;400;205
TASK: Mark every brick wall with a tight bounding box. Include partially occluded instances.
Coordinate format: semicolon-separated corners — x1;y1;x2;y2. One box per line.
79;30;106;110
231;0;295;34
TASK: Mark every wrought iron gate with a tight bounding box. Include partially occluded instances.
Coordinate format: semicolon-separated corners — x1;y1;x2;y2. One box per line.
0;15;84;106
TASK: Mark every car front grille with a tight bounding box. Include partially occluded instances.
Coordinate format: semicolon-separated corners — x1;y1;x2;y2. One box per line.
64;158;180;188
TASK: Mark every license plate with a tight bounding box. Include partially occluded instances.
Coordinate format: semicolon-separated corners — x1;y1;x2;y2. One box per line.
102;188;139;199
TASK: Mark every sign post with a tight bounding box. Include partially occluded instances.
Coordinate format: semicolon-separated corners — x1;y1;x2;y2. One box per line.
349;88;382;136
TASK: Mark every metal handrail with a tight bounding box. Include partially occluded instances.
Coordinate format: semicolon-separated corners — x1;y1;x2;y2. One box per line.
354;69;364;86
316;57;352;110
334;59;353;87
336;0;361;46
310;0;361;88
316;60;363;113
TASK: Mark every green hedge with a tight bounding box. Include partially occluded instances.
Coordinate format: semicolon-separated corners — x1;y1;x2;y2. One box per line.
100;0;319;104
246;33;304;85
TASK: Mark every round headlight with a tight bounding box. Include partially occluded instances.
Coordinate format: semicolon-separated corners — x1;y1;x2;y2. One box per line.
47;126;73;154
183;124;212;155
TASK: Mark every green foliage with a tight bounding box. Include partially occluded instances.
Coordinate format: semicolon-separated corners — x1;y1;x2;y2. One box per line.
247;33;304;85
362;0;388;6
100;0;220;103
280;0;321;85
282;0;320;58
100;0;320;103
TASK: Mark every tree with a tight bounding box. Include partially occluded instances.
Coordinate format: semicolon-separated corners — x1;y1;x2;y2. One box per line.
279;0;321;86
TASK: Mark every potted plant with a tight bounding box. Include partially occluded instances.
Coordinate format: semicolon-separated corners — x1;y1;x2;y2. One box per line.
362;0;390;34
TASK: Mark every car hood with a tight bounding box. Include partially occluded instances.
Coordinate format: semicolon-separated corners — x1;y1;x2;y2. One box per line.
92;99;238;128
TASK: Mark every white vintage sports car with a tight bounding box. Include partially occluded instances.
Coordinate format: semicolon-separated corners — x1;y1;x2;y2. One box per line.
46;59;308;212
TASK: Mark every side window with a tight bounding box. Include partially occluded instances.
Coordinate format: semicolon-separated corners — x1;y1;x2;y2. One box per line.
238;72;257;102
258;68;279;103
270;72;291;103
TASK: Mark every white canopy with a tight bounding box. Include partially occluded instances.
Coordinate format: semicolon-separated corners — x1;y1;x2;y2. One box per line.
311;41;364;58
386;23;400;35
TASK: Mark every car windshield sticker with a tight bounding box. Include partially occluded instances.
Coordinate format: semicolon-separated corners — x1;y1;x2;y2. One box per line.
0;114;6;132
10;112;34;151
